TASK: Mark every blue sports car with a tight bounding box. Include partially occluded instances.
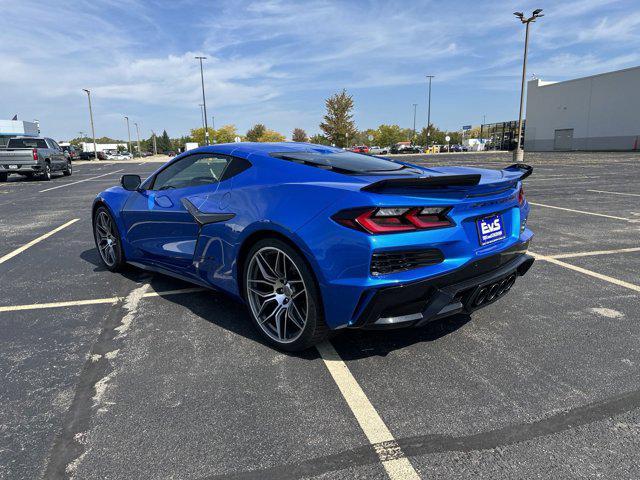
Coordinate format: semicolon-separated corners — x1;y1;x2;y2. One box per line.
93;142;534;350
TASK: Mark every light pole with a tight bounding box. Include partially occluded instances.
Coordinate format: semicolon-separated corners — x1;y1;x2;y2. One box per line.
124;116;132;154
151;130;158;156
195;56;210;145
426;75;434;147
412;103;417;144
134;122;141;157
82;89;98;160
513;9;543;161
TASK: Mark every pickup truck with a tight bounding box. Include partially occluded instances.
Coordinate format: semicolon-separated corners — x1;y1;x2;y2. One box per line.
0;137;72;181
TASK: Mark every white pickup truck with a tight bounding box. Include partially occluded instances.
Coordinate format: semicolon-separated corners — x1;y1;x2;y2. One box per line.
0;137;72;181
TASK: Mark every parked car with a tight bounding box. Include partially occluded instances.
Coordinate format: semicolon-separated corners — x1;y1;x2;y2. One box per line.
368;146;389;155
0;137;72;181
118;151;133;160
390;143;421;154
92;142;534;350
349;145;369;154
78;151;108;160
61;145;79;160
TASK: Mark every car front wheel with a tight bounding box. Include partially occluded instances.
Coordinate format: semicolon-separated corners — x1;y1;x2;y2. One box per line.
63;161;72;176
243;239;329;351
93;206;126;271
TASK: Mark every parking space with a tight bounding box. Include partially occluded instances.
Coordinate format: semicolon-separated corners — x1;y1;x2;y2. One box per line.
1;152;639;479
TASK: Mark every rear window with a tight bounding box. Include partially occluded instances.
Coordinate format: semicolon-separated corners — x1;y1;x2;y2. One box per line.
270;151;408;174
8;138;48;149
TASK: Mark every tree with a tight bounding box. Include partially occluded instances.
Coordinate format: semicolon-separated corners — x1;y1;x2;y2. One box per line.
215;124;241;144
246;124;266;142
292;128;308;142
373;125;410;147
156;130;171;152
309;134;330;145
258;129;285;142
320;89;357;148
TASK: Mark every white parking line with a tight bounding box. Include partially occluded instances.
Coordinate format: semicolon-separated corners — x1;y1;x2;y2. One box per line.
548;246;640;259
39;169;124;193
316;341;420;480
587;189;640;198
532;252;640;293
528;202;631;222
0;287;206;313
0;219;79;265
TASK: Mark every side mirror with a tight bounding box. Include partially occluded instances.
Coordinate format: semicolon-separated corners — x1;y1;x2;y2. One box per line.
121;174;141;191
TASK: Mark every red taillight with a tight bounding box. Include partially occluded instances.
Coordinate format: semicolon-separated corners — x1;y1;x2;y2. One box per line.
32;148;38;161
333;207;452;234
518;185;525;205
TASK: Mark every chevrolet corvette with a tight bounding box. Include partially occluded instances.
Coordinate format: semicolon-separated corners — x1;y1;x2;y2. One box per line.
92;143;534;350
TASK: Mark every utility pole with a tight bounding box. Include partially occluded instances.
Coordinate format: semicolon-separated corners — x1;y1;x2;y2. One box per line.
513;9;544;161
151;130;158;155
426;75;434;147
134;122;141;157
195;56;210;145
211;115;215;143
412;103;417;144
82;89;98;160
124;116;132;154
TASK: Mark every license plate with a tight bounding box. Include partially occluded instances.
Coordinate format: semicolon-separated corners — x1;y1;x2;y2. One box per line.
477;214;506;246
9;164;18;169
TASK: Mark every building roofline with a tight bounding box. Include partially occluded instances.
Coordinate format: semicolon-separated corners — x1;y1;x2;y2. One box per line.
531;64;640;88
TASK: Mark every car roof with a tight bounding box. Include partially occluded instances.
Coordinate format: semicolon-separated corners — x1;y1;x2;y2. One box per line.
191;142;343;158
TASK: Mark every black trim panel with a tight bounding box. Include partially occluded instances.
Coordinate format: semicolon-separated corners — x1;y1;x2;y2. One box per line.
181;198;235;226
361;174;481;193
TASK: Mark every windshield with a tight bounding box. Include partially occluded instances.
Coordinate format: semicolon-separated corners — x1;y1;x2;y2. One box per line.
270;150;407;174
8;138;48;149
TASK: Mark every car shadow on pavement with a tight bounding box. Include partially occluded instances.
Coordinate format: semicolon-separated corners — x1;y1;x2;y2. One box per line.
332;314;473;360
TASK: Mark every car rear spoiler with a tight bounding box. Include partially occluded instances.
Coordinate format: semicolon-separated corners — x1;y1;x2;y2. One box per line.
361;174;481;193
503;163;533;180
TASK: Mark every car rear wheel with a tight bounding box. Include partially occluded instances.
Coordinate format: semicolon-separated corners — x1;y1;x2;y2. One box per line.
63;160;72;176
244;239;328;351
41;162;51;181
93;206;125;271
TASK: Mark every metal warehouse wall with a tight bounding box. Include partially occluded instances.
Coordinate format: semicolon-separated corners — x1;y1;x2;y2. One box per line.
524;66;640;151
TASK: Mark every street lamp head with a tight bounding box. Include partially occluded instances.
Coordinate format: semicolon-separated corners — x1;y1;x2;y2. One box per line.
82;88;90;94
514;11;524;18
532;8;543;15
195;56;207;60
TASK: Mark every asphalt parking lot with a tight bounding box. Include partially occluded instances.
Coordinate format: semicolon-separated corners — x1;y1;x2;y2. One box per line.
1;151;639;479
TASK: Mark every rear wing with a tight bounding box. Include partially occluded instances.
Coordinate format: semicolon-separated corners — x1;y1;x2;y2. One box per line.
503;163;533;181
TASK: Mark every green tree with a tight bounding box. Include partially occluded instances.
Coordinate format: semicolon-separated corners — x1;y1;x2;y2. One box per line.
258;129;285;142
373;125;409;147
320;89;357;147
309;134;330;145
215;125;241;144
156;130;171;152
292;128;308;142
246;124;266;142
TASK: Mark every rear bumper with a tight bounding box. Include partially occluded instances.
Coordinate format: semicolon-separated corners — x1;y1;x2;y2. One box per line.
0;163;41;173
352;242;534;329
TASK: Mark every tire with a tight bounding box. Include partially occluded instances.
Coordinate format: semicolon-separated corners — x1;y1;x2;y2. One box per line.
63;160;72;176
41;162;51;181
93;206;126;272
0;173;7;182
243;238;329;351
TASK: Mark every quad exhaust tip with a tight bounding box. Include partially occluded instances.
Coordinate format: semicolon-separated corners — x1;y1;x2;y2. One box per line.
474;273;517;307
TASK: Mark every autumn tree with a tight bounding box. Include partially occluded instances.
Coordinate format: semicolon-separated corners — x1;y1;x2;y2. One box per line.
292;128;308;142
309;134;330;145
246;124;266;142
320;89;357;147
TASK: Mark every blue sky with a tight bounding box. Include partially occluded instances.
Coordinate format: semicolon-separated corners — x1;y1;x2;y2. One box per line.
2;0;639;141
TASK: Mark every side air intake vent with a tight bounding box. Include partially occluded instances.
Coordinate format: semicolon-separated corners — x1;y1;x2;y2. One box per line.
371;249;444;276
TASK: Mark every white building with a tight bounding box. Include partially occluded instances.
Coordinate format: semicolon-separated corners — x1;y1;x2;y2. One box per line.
524;66;640;151
81;142;127;153
0;119;39;147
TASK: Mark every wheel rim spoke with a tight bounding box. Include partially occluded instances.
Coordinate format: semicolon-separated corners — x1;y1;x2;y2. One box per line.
246;246;309;344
